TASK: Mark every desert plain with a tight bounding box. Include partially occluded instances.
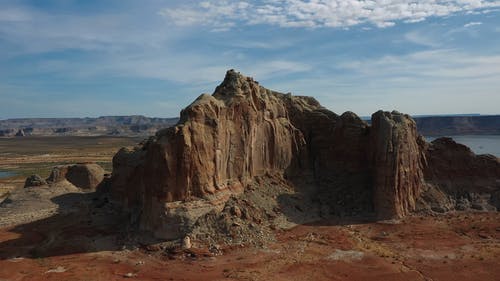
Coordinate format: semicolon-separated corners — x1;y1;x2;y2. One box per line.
0;135;499;281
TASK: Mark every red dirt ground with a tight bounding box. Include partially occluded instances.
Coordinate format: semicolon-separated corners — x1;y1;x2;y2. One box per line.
0;212;499;281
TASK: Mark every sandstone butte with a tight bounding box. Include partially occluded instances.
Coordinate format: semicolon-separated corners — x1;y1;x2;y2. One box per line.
110;70;500;240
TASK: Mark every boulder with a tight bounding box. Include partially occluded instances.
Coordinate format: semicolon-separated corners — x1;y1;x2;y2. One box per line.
182;236;192;249
24;174;47;188
47;163;105;190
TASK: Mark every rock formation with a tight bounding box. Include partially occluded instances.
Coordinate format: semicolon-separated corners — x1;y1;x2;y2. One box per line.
15;129;25;137
47;163;105;190
370;111;425;219
110;70;500;240
420;137;500;211
24;174;47;188
112;71;313;238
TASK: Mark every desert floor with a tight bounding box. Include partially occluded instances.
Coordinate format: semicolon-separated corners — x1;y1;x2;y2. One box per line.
0;137;499;281
0;212;499;281
0;136;141;189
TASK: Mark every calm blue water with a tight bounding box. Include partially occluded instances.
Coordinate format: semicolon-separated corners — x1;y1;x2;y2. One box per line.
0;171;17;179
426;135;500;157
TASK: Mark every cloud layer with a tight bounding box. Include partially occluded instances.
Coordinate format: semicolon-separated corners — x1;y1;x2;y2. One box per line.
464;21;483;27
160;0;500;29
0;1;499;118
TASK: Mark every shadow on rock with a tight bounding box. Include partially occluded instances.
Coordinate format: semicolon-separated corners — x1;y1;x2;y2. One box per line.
276;175;377;227
0;191;130;259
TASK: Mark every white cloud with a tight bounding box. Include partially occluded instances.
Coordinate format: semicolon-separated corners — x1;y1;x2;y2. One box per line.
268;49;500;115
241;60;311;78
1;1;499;117
101;55;310;85
0;3;311;86
464;21;483;27
225;38;301;50
404;30;440;47
160;0;500;29
158;1;250;31
338;49;500;80
0;4;175;56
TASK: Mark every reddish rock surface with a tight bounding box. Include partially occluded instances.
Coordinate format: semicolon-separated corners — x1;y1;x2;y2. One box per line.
110;70;499;240
111;70;378;238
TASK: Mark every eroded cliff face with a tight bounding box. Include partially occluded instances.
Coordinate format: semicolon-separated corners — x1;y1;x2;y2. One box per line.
110;70;499;240
370;111;425;219
420;137;500;212
112;71;318;238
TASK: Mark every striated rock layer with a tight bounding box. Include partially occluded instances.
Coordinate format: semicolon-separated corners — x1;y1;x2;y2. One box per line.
110;70;500;239
370;111;425;219
112;71;314;238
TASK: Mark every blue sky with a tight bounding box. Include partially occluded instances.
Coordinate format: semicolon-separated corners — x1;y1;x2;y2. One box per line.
1;0;499;119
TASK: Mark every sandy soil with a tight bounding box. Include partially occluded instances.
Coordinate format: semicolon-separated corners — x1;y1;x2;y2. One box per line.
1;209;498;281
1;136;498;281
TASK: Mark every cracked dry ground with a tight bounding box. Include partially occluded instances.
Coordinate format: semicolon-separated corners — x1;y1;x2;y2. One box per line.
0;212;499;281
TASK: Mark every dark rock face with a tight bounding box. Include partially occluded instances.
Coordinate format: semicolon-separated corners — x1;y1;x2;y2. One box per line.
15;129;25;137
110;70;500;240
24;174;47;188
421;137;500;211
47;163;105;190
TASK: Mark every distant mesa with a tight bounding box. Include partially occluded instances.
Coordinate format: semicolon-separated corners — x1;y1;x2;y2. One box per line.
414;115;500;136
1;111;497;139
108;70;499;241
0;116;179;137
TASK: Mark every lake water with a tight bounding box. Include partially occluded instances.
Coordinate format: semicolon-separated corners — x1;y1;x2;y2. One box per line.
426;135;500;157
0;136;497;180
0;171;17;179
